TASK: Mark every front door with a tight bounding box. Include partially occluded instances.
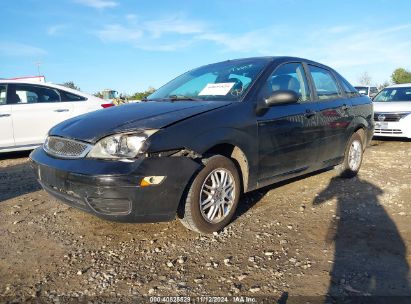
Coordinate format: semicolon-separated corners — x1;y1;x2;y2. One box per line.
256;62;319;184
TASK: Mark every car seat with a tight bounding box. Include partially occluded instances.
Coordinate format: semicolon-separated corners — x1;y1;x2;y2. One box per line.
271;75;300;93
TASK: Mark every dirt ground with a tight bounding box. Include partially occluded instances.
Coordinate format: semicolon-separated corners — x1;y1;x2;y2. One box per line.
0;139;410;303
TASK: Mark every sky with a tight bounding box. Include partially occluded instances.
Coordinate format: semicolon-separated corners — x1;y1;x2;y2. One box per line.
1;0;411;94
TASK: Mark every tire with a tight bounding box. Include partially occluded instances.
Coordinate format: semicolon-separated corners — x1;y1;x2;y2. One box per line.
179;155;241;234
336;132;364;178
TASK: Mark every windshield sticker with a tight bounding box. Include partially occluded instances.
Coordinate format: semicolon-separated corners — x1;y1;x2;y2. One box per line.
198;82;235;96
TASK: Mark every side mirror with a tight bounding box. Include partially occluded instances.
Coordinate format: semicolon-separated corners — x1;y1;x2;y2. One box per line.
264;90;299;107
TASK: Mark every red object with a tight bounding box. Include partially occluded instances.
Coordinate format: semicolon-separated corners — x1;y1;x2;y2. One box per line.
8;75;46;82
101;103;114;108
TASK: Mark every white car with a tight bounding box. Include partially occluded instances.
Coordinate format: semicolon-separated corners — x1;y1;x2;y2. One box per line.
373;83;411;138
0;80;113;153
354;85;379;98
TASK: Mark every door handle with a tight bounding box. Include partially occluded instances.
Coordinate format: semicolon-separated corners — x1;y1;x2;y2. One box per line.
305;109;316;118
0;113;11;118
54;109;69;112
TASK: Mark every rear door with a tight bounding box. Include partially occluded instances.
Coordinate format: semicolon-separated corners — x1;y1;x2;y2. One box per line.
59;89;97;117
0;84;14;148
256;62;319;183
8;83;74;146
306;65;354;166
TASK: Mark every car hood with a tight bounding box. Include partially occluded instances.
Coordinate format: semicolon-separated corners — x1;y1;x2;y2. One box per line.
49;101;232;143
373;102;411;113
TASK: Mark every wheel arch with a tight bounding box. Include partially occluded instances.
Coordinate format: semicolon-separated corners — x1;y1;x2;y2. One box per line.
354;126;366;148
203;143;250;193
348;116;372;149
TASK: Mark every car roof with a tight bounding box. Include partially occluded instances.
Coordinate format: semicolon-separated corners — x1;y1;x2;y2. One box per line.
0;79;93;98
386;83;411;88
200;56;338;73
227;56;327;65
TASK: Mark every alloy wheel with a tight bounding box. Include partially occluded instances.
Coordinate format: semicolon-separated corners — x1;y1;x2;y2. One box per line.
348;140;362;171
199;168;236;223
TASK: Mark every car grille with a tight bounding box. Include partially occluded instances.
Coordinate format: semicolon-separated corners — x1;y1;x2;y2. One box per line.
87;198;132;215
44;136;92;159
374;112;410;122
374;128;403;134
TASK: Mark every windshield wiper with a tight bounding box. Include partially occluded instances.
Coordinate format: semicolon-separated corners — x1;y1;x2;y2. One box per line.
142;95;201;102
167;95;201;101
141;97;162;101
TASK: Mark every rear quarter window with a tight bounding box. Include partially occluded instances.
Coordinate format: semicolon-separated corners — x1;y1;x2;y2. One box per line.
337;74;360;98
60;90;87;102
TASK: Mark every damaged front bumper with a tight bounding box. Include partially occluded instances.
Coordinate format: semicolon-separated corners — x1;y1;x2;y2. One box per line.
29;147;201;223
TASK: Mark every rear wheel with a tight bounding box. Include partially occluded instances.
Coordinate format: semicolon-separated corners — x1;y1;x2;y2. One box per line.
179;155;240;234
337;132;364;178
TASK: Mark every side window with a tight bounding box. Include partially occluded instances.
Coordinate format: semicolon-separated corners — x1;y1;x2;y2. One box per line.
0;85;6;105
309;65;342;101
60;90;87;102
337;74;359;98
8;84;60;104
39;87;60;102
259;62;311;102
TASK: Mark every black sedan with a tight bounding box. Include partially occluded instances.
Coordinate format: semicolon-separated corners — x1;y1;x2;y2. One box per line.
30;56;374;233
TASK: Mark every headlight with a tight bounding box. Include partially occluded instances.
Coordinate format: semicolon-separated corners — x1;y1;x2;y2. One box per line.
87;130;158;159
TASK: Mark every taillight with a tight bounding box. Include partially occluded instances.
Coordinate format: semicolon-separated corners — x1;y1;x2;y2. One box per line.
101;103;114;108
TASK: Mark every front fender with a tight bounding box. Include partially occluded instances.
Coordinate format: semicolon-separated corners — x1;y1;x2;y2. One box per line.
146;102;259;190
188;127;259;191
188;127;254;156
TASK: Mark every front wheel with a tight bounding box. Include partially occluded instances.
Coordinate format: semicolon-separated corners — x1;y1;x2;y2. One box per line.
179;155;241;234
336;132;364;178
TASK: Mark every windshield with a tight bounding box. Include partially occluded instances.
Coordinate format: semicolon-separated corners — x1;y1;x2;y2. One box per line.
373;87;411;102
147;58;270;102
355;86;368;95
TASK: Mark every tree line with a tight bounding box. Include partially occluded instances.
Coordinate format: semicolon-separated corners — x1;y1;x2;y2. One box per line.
60;82;156;101
358;67;411;90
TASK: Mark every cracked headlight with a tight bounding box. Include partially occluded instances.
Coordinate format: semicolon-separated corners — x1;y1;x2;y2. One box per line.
87;130;158;159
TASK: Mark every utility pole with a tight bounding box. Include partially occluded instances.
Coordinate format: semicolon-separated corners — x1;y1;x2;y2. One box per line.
35;61;42;76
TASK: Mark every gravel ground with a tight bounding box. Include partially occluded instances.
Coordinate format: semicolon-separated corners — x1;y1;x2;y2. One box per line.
0;139;410;303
